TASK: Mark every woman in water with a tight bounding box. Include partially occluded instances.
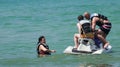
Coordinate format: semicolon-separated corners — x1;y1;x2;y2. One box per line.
37;36;56;57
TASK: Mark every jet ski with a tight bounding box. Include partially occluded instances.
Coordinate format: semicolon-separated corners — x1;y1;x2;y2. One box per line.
63;38;112;55
63;20;112;55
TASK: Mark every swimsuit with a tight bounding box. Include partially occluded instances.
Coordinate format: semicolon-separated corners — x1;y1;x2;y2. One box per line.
100;23;112;35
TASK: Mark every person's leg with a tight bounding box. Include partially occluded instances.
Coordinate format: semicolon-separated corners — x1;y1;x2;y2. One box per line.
73;22;81;48
97;34;109;48
97;29;109;48
74;33;80;48
97;29;107;38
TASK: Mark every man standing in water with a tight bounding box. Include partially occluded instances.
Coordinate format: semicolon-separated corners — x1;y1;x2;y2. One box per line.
37;36;56;57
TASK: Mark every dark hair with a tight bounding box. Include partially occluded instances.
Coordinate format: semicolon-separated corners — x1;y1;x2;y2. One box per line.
37;36;45;45
77;15;84;21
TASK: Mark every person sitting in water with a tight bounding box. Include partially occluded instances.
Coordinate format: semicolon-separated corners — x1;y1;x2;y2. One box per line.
37;36;56;57
73;15;94;49
90;13;112;49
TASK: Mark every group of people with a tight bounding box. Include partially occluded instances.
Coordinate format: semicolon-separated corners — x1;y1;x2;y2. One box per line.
36;12;112;56
74;12;112;50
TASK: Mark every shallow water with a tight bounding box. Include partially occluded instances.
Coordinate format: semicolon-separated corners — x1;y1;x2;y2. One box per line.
0;0;120;67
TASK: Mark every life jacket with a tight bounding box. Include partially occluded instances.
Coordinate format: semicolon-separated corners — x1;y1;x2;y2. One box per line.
37;43;51;55
79;20;94;39
90;13;111;34
90;13;108;21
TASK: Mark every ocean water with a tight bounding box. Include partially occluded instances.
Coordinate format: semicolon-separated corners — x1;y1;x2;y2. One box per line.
0;0;120;67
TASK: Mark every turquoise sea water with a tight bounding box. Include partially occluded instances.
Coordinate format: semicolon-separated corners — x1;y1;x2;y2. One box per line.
0;0;120;67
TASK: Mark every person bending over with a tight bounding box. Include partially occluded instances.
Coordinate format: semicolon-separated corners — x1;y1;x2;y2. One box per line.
90;13;112;49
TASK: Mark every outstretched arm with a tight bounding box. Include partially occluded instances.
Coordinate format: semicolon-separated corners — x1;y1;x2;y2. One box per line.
40;45;56;53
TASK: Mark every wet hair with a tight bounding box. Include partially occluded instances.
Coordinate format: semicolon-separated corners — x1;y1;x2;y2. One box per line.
37;36;45;45
77;15;84;21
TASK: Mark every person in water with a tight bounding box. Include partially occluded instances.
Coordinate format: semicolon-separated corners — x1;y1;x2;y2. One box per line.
90;13;112;49
37;36;56;56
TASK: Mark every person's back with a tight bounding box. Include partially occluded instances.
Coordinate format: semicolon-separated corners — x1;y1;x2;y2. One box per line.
79;20;94;39
74;19;94;49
